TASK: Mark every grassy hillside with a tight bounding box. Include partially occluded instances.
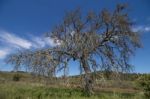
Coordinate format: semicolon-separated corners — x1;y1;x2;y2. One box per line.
0;82;145;99
0;71;147;99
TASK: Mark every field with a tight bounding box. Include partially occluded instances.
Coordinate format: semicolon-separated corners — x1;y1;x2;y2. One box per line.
0;71;147;99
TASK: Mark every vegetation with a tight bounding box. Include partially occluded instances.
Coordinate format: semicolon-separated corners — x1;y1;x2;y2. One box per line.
12;73;21;81
0;71;149;99
137;74;150;98
0;72;144;99
7;3;141;95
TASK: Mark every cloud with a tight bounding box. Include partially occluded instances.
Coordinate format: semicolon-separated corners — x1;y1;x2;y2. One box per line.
28;34;59;48
44;37;61;47
0;31;32;49
0;30;60;59
29;36;46;48
0;49;10;59
132;25;150;32
144;27;150;31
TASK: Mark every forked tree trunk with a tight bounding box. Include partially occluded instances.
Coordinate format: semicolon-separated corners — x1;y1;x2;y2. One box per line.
81;58;93;96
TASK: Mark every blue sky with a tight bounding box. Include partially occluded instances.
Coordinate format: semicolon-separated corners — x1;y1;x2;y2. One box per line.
0;0;150;74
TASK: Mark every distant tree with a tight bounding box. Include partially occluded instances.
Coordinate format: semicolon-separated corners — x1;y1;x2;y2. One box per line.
7;4;141;95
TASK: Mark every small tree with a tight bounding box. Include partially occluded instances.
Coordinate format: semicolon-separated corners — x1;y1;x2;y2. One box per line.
7;4;141;95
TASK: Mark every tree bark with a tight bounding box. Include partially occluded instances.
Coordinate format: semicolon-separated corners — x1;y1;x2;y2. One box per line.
81;58;93;96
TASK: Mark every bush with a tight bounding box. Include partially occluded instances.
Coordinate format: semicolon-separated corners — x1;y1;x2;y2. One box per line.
137;74;150;98
13;73;21;81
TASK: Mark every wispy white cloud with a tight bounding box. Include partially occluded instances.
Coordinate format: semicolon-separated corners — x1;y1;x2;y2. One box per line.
132;25;150;32
28;34;59;48
44;37;61;47
0;30;59;59
0;31;32;49
29;36;46;48
0;49;10;59
144;27;150;32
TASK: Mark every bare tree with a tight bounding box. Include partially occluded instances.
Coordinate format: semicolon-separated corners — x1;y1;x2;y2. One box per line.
7;4;141;95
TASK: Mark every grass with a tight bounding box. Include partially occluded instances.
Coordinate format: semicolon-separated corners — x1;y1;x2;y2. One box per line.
0;81;146;99
0;71;148;99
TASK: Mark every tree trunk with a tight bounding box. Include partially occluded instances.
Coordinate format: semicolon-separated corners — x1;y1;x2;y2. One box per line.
81;58;93;96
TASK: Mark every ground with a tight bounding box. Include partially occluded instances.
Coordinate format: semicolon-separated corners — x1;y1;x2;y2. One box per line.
0;71;147;99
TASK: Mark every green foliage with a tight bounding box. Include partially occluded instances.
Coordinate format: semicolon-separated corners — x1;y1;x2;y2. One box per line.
137;74;150;98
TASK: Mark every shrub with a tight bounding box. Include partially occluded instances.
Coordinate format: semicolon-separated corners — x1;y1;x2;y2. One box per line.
137;74;150;98
13;73;21;81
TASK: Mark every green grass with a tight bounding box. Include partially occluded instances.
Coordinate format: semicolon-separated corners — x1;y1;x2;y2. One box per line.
0;82;145;99
0;71;148;99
